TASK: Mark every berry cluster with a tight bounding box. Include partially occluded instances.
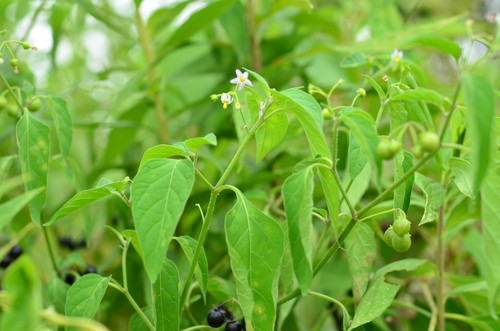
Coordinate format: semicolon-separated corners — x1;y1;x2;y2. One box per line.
0;245;23;269
384;216;412;252
206;304;245;331
412;131;440;158
59;236;86;251
377;138;401;160
63;265;98;285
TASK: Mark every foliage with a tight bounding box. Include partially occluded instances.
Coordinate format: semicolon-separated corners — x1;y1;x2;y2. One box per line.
0;0;499;330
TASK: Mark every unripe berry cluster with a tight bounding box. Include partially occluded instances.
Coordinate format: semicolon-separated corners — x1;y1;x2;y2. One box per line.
384;216;412;252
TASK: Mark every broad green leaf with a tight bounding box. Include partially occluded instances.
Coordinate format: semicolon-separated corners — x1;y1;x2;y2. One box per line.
339;108;381;178
0;256;41;331
348;133;368;180
392;87;444;108
225;189;285;331
153;258;180;331
51;97;73;160
449;158;475;199
463;74;496;193
65;274;110;320
345;223;376;304
140;144;187;166
349;259;426;330
16;111;50;226
0;187;45;229
173;236;208;302
45;179;127;226
131;158;195;283
400;33;461;59
318;168;340;234
184;133;218;152
43;274;70;314
255;111;288;161
363;75;386;102
340;52;367;68
481;165;500;318
0;175;25;199
394;150;414;214
282;167;314;295
389;101;408;137
402;73;435;131
414;173;446;225
0;155;15;184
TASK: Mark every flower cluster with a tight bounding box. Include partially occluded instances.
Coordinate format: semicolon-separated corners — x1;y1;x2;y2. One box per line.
210;69;253;109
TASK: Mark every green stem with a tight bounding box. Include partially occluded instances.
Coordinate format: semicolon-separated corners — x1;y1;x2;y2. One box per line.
110;280;155;330
42;226;59;275
181;326;212;331
122;238;131;290
358;208;399;222
0;71;24;111
195;168;214;190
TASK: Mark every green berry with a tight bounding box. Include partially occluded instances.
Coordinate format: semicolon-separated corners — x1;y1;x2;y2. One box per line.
10;58;19;67
28;98;42;112
419;132;440;152
383;227;396;247
6;105;18;118
0;96;7;110
393;217;411;236
412;145;424;158
392;233;411;252
377;139;397;160
22;41;31;50
322;108;332;120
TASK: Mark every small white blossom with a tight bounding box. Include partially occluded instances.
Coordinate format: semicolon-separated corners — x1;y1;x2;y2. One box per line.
230;69;253;91
391;49;403;63
221;93;233;109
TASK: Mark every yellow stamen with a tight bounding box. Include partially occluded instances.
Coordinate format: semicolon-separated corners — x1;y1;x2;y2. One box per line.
223;103;228;109
239;76;246;82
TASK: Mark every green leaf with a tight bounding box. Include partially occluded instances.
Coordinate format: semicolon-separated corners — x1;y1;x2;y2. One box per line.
131;159;195;283
225;188;285;331
173;236;208;302
339;108;381;178
65;273;110;320
122;229;144;258
16;111;50;226
220;1;250;63
282;167;314;295
481;165;500;318
363;75;386;102
184;133;218;152
0;256;41;331
394;150;414;214
153;258;180;331
392;87;444;108
414;173;446;225
43;274;70;314
50;97;73;160
140;144;187;166
349;259;426;330
255;111;288;161
129;306;154;331
400;33;461;59
449;158;475;199
340;52;367;68
348;133;368;180
0;187;45;230
463;74;496;193
0;155;16;184
345;223;376;304
45;179;127;226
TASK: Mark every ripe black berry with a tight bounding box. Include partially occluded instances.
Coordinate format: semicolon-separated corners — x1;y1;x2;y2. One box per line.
59;236;77;250
207;309;225;328
226;321;243;331
77;238;87;248
8;245;23;259
64;274;76;285
0;255;13;269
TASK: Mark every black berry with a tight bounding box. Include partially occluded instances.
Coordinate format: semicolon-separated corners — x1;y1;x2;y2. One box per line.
77;238;87;248
207;309;226;328
8;245;23;259
64;274;76;285
59;236;77;250
85;265;97;274
241;318;246;330
0;255;13;269
226;321;243;331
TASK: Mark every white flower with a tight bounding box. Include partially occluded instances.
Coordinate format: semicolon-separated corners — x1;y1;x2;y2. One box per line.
230;69;253;91
391;49;403;63
221;93;233;109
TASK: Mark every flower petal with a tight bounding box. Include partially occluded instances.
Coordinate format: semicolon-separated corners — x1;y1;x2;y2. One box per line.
235;69;243;77
230;78;239;84
237;83;244;91
244;80;253;87
242;71;249;79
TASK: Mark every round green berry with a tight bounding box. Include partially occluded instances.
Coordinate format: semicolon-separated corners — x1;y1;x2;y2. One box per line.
22;41;31;50
6;105;18;118
392;233;411;252
412;145;424;158
9;58;19;67
322;108;332;120
0;96;7;110
377;139;397;160
28;98;42;112
393;217;411;236
388;139;401;155
383;227;397;247
419;132;440;152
